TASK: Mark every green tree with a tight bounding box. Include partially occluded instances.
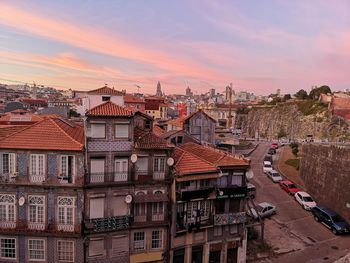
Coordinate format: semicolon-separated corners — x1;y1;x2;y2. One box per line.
294;89;308;100
309;85;332;100
283;94;291;101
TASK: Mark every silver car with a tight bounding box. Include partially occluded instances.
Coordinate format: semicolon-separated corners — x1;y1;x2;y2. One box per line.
267;170;283;183
248;202;276;219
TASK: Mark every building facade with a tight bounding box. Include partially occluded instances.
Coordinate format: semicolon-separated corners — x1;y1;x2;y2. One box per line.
0;117;85;263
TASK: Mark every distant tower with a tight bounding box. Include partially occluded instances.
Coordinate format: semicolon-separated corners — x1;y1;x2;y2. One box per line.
209;88;215;97
156;81;163;97
276;89;281;96
186;86;192;97
31;82;37;99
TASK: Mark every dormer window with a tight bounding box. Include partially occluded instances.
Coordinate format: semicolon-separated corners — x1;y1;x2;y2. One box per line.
102;96;110;102
145;120;151;129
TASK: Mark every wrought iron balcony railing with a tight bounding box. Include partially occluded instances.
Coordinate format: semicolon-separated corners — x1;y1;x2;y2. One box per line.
86;215;131;232
87;172;129;184
214;212;247;226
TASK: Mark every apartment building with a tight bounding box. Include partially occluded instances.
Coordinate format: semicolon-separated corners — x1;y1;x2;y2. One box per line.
84;101;174;263
170;142;250;263
0;117;85;262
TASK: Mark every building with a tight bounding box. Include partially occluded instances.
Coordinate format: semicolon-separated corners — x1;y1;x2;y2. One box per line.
183;110;216;144
156;81;163;97
170;142;250;263
199;104;237;128
124;94;146;112
145;97;168;120
74;86;125;115
185;87;192;97
84;101;174;263
0;117;85;262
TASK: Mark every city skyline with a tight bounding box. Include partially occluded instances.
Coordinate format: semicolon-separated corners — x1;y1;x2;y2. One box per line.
1;1;349;95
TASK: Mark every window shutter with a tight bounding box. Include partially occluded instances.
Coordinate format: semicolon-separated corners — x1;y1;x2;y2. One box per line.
9;153;16;175
30;155;36;175
60;156;67;176
89;198;104;219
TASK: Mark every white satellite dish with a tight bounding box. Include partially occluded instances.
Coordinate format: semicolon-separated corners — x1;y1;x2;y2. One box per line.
246;169;254;179
167;157;174;166
130;154;138;163
219;191;224;196
18;196;25;206
125;195;133;204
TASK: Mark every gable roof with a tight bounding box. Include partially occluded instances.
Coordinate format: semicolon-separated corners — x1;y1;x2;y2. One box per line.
153;125;165;136
183;109;216;123
0;117;84;151
86;101;133;117
87;86;125;96
167;117;186;128
134;127;174;149
124;94;146;104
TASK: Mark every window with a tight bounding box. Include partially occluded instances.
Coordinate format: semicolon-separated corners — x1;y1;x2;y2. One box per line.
115;124;129;138
136;157;148;175
114;158;128;182
229;199;240;213
145;120;151;129
231;176;242;186
57;240;74;262
0;153;16;175
59;156;75;183
28;195;45;225
0;237;16;259
187;201;198;222
133;232;145;251
0;194;15;223
215;199;226;214
151;230;162;249
152;202;164;214
90;158;105;183
91;123;105;138
176;136;183;144
30;154;45;177
134;203;146;216
214;226;222;236
57;197;75;226
199;200;210;219
28;239;45;261
89;198;104;219
102;96;110;101
88;238;105;257
153;157;165;172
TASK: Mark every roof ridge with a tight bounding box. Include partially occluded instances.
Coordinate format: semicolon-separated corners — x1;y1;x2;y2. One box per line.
180;143;218;167
0;119;44;142
50;118;84;148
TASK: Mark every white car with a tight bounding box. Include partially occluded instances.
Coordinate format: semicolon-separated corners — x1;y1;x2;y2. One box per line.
263;161;273;173
248;202;276;219
295;191;317;210
267;170;283;183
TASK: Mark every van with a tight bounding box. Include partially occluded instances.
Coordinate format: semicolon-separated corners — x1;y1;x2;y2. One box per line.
247;183;256;199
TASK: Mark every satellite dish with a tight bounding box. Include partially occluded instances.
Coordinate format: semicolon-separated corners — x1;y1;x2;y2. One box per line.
219;191;224;196
167;157;174;166
125;195;133;204
246;169;254;179
130;154;138;164
18;197;25;206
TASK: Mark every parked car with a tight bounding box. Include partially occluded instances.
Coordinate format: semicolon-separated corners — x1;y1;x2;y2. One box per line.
248;202;276;219
295;191;316;210
271;142;279;149
279;180;301;195
264;154;273;164
268;148;276;155
247;183;256;199
263;161;273;173
267;170;283;183
311;206;350;235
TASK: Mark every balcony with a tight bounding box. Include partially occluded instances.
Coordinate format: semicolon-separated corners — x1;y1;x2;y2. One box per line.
87;172;129;185
176;214;214;232
86;215;131;233
214;212;247;226
28;222;46;231
153;172;165;180
29;174;45;183
0;220;80;234
179;187;215;201
0;173;17;183
152;214;164;221
0;221;16;230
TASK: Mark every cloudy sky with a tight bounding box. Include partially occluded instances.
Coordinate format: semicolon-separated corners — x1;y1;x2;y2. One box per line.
0;1;349;95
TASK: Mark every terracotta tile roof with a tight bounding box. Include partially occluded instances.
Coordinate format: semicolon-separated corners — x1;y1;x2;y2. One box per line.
87;86;125;95
159;129;181;139
86;101;133;117
167;117;185;128
0;125;28;139
153;125;165;136
0;117;84;151
124;94;146;104
134;127;174;149
173;147;218;176
19;98;48;105
179;142;249;168
10;109;28;113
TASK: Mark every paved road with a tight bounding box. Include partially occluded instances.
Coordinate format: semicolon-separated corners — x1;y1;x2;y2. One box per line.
249;143;350;262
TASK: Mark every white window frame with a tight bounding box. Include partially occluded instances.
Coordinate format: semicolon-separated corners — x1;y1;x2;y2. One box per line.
152;202;164;215
0;153;16;177
57;197;75;226
115;124;129;138
0;237;16;260
30;154;46;183
114;158;128;182
134;203;146;216
133;232;145;251
90;123;106;138
0;194;16;224
57;240;74;262
59;155;75;184
28;195;45;225
153;157;165;172
28;238;45;261
151;230;163;249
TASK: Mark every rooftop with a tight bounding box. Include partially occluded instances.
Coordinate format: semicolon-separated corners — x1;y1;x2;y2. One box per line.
134;127;173;149
87;101;133;117
87;85;125;96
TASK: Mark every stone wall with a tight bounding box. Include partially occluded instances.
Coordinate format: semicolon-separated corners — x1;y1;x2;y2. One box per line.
300;144;350;222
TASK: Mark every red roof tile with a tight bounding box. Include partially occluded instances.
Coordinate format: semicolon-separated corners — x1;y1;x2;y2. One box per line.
153;125;165;136
87;101;133;117
167;117;185;128
124;94;146;104
0;118;84;151
87;86;125;95
134;127;173;149
0;125;28;139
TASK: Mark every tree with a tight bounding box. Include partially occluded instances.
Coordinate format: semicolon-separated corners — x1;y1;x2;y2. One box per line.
277;127;287;139
309;85;332;100
294;89;308;100
283;94;291;101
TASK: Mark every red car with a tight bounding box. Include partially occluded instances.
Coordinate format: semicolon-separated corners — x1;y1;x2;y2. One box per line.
271;143;279;149
279;180;301;195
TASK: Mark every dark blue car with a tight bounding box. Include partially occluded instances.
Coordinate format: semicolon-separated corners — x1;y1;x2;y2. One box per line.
311;206;350;235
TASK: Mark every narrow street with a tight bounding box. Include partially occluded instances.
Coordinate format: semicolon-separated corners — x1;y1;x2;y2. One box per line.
249;143;350;262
